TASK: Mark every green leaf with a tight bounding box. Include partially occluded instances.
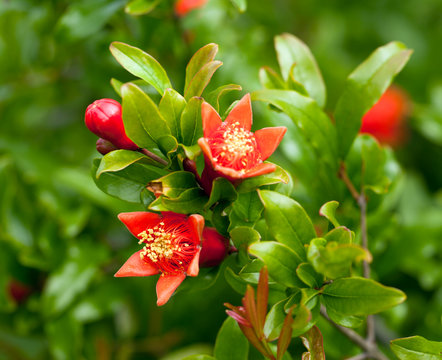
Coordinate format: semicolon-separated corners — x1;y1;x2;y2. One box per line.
323;306;364;329
274;33;326;108
205;177;237;209
287;64;309;96
92;159;167;203
225;266;248;294
319;201;340;228
334;42;412;157
324;226;353;245
296;263;324;288
230;191;264;226
184;61;223;101
159;88;187;140
252;89;339;200
125;0;162;15
148;171;199;198
110;41;172;94
264;299;287;341
322;277;406;316
230;227;261;252
181;96;204;146
183;356;216;360
206;84;242;112
214;317;249;360
346;134;399;195
391;336;442;360
45;313;82;360
121;83;170;156
96;150;149;178
259;190;316;259
236;165;290;193
307;238;371;279
248;241;303;288
230;0;247;12
259;66;287;90
111;78;123;97
185;43;218;95
149;188;207;214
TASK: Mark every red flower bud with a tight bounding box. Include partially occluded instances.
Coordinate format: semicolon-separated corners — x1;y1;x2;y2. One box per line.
199;227;230;267
360;87;409;147
85;98;139;151
96;138;118;155
174;0;208;17
8;279;32;304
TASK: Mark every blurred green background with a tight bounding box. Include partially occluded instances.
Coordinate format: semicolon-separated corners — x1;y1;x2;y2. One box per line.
0;0;441;359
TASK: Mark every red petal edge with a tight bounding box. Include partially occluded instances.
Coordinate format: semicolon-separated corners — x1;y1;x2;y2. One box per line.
225;93;253;130
201;102;222;137
114;250;159;277
118;212;161;238
156;273;186;306
254;126;287;161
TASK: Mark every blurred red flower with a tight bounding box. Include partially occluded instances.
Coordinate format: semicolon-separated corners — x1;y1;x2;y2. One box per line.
360;87;409;147
85;98;138;152
174;0;208;17
198;93;286;190
115;212;204;306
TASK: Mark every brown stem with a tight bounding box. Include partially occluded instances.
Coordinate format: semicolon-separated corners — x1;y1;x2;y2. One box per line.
320;307;388;360
139;148;168;166
338;162;360;201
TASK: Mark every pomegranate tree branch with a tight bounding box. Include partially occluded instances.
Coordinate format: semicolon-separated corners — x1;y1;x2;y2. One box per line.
139;148;168;166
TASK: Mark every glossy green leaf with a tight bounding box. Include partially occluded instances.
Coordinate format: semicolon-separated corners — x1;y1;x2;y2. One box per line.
149;187;207;214
96;150;149;178
184;60;223;101
236;165;290;193
287;64;309;96
259;66;287;90
205;177;237;209
185;43;218;95
230;227;261;251
259;190;315;259
291;303;313;337
92;159;167;203
225;266;248;294
322;277;406;316
391;336;442;360
111;77;123;97
230;191;264;226
159;88;187;140
324;226;353;245
125;0;162;15
323;306;364;329
214;317;249;360
148;171;199;198
275;33;326;108
319;201;340;228
335;42;412;157
110;41;172;94
264;299;287;341
249;241;303;288
230;0;247;12
181;97;204;146
206;84;242;112
121;83;170;156
307;238;371;279
296;263;323;288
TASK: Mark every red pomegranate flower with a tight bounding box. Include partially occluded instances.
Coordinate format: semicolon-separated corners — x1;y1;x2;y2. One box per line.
115;212;204;306
199;227;230;267
360;87;409;147
85;98;139;151
198;93;286;190
174;0;208;17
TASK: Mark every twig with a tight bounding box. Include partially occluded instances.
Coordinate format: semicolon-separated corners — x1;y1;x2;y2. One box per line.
338;162;360;201
139;148;168;166
320;307;388;360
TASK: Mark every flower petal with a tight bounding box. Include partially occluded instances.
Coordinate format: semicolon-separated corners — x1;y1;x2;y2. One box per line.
114;250;159;277
156;273;186;306
187;248;201;276
242;162;276;179
201;101;222;137
118;212;161;238
225;93;253;130
254;126;287;161
189;214;205;243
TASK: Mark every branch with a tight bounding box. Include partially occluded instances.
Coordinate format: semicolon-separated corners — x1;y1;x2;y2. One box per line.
139;148;168;166
320;307;388;360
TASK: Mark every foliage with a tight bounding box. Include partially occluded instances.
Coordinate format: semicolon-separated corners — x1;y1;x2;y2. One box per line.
0;0;441;359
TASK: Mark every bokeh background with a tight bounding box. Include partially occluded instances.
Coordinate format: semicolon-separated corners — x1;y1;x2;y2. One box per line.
0;0;441;359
